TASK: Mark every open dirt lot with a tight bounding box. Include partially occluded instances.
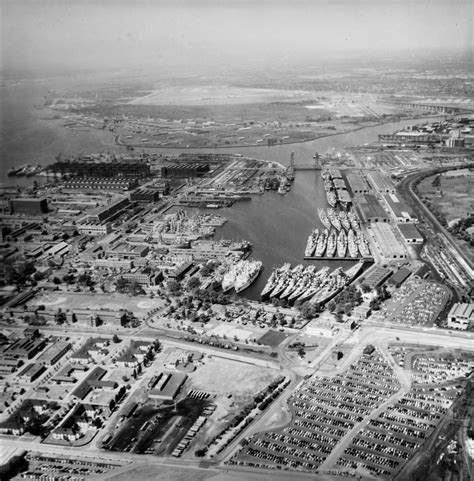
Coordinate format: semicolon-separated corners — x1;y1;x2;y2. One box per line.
128;86;317;106
188;358;279;397
28;292;161;317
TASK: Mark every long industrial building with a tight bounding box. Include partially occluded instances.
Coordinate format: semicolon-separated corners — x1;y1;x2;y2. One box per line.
382;194;418;223
398;223;424;244
355;194;390;223
345;172;371;195
366;171;396;194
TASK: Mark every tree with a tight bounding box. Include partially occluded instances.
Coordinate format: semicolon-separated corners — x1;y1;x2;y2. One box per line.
167;279;181;294
129;280;144;296
112;334;121;343
187;277;201;291
62;273;75;284
52;277;61;285
78;273;93;287
115;277;128;293
300;302;317;320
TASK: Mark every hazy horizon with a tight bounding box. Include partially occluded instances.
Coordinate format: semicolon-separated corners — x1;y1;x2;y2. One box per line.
1;0;472;78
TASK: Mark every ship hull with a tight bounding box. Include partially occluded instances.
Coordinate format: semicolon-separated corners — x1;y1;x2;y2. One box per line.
235;265;262;293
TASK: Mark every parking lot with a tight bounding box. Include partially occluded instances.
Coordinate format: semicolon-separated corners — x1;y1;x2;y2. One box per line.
378;278;450;326
230;349;400;472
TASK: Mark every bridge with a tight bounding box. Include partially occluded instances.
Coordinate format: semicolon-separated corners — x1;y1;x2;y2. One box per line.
378;100;473;114
290;151;322;171
293;164;322;171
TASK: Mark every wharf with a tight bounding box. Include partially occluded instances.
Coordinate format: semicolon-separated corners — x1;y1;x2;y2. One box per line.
304;256;374;262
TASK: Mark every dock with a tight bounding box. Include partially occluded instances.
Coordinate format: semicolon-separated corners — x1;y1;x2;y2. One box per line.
304;256;374;262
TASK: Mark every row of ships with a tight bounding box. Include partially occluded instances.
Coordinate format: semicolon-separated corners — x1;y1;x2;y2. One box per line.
8;163;45;177
304;208;372;258
261;261;364;305
322;168;350;208
201;259;263;294
263;171;294;195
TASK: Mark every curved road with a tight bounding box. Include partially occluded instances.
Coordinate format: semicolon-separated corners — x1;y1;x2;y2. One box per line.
397;164;474;277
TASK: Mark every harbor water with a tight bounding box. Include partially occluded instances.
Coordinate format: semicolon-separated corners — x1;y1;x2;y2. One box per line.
1;78;439;299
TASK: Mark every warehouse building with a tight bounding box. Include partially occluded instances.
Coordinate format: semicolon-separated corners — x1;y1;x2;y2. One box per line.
62;177;138;193
382;194;418;223
345;172;371;195
149;372;187;401
17;363;46;382
447;303;473;330
0;337;47;361
77;219;112;236
106;243;149;259
356;194;390;223
388;267;412;288
9;198;48;215
37;341;71;366
366;171;396;194
130;188;160;203
360;266;393;290
161;163;209;178
87;197;130;223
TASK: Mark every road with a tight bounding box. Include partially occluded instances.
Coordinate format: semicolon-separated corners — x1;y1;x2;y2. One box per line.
2;303;473;480
397;163;474;287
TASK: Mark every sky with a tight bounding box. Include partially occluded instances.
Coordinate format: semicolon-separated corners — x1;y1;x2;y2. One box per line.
1;0;472;76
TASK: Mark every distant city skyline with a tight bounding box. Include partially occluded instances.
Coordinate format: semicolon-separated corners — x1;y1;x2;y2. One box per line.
1;0;472;76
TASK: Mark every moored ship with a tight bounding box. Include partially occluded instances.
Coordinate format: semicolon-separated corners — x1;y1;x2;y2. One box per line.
304;228;319;257
347;229;359;258
314;228;329;257
345;260;365;284
357;231;371;258
235;260;263;293
318;208;331;230
325;229;337;257
261;263;291;298
337;229;347;258
338;210;351;230
327;208;342;231
287;265;316;301
326;189;337;207
348;211;360;231
297;266;331;302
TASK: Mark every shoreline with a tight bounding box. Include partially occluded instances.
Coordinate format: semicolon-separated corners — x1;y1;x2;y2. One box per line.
113;114;442;151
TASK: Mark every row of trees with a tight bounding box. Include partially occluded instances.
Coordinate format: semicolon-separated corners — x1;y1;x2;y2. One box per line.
448;216;474;246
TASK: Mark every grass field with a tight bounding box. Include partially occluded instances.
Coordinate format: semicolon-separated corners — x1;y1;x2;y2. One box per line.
257;329;289;348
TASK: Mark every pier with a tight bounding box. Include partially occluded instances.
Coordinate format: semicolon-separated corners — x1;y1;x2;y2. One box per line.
304;256;374;262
